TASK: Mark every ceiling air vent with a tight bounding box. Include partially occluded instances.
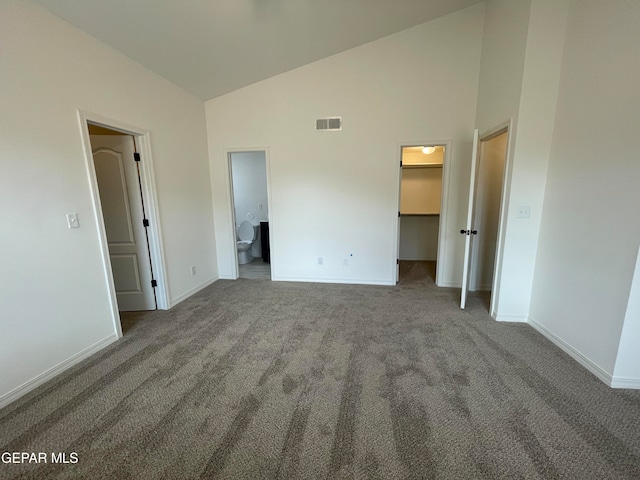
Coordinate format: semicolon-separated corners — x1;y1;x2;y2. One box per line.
316;117;342;131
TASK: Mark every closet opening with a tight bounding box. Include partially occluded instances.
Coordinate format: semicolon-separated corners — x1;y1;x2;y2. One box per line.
397;145;445;285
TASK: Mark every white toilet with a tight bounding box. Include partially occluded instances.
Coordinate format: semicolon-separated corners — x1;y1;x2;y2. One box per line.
236;220;259;265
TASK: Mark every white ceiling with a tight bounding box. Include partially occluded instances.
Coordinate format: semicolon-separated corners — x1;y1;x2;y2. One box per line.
33;0;484;101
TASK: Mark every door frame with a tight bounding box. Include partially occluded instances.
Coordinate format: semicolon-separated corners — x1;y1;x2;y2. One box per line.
224;147;273;280
477;119;515;318
77;110;169;337
394;139;453;285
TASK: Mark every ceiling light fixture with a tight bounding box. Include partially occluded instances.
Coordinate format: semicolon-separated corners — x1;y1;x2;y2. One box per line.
422;146;436;155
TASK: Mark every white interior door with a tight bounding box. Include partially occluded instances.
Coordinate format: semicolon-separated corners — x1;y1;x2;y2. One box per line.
396;152;403;283
460;129;479;309
91;135;156;311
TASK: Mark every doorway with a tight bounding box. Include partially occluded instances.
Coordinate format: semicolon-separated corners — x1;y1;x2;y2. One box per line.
228;150;271;280
397;144;447;284
470;130;508;292
79;112;168;338
460;126;509;312
88;124;156;311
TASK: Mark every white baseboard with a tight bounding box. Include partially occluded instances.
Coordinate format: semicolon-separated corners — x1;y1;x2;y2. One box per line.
610;376;640;389
169;276;219;308
527;316;614;387
218;274;236;280
0;333;119;409
494;312;528;323
437;281;460;288
271;275;394;286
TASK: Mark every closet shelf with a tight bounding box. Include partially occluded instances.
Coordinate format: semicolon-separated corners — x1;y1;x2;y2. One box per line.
400;213;440;216
401;164;443;169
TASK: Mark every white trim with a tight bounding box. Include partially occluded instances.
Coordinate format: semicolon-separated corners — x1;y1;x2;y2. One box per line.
493;312;528;323
271;275;394;286
134;132;170;309
169;276;219;308
610;377;640;389
394;139;453;287
0;334;118;409
486;119;515;316
528;316;613;386
77;111;170;319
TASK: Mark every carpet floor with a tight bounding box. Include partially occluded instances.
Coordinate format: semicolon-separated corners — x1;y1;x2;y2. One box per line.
1;261;639;479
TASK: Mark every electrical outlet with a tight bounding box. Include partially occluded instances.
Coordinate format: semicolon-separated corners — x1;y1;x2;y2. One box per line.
191;266;196;276
318;257;323;265
66;213;79;229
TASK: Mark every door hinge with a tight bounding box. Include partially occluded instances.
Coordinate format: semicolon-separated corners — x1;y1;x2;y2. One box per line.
398;211;401;217
397;259;399;265
143;218;149;227
400;160;403;167
134;152;141;162
151;279;157;288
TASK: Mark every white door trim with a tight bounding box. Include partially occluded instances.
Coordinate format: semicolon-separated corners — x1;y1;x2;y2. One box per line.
77;110;169;337
394;139;453;285
478;119;515;318
224;147;273;280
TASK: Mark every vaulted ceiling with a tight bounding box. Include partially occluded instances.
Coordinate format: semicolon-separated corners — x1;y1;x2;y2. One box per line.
33;0;484;100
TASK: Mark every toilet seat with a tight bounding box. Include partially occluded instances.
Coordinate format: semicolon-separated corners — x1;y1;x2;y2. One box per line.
238;221;255;241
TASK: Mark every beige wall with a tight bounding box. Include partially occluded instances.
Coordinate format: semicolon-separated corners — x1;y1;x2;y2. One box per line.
474;0;569;320
530;0;640;381
206;5;485;285
400;168;442;214
0;1;216;405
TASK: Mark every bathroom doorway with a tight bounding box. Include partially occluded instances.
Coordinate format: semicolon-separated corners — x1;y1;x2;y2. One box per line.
229;150;271;280
397;143;448;285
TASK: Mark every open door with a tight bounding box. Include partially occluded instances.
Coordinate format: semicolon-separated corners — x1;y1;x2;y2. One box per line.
460;129;479;309
91;134;157;311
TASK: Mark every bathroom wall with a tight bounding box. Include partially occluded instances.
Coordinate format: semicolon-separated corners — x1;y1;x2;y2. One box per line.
230;151;268;258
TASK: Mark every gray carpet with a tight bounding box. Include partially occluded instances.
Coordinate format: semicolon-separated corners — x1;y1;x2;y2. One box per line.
1;261;639;479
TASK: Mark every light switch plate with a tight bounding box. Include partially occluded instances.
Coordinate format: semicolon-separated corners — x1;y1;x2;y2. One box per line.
517;206;531;218
66;213;79;228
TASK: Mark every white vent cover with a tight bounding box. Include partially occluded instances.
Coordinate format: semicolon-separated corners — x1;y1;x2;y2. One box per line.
316;117;342;131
